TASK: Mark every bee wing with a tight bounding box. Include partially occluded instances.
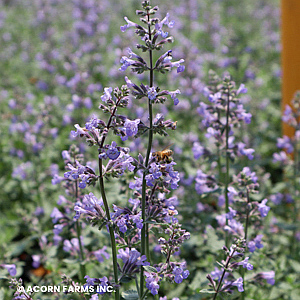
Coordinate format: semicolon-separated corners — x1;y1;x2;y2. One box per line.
161;143;174;151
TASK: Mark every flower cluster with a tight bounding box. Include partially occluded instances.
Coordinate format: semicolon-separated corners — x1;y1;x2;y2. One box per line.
117;248;150;277
196;72;254;161
205;242;247;295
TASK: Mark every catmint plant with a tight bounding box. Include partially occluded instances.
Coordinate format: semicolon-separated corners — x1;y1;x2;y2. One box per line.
194;71;274;298
195;71;252;244
272;91;300;259
119;1;188;298
51;1;189;299
204;240;248;298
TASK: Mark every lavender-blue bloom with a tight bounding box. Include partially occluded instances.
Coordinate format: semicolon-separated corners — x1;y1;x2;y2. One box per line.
258;199;270;217
117;217;128;233
119;56;139;72
101;87;113;102
270;193;284;205
282;105;296;124
129;176;143;191
241;166;258;183
236;83;248;95
51;174;64;185
130;211;143;229
224;219;244;237
117;248;150;276
248;234;263;253
236;104;252;124
50;207;64;223
226;207;237;220
173;266;189;284
120;16;138;32
192;142;205;159
2;264;17;276
148;87;157;100
71;124;88;138
145;272;160;295
167;89;181;105
53;224;64;235
106;141;120;160
272;151;288;163
156;12;174;30
63;237;83;255
232;277;244;292
124;118;140;137
195;170;218;195
238;257;253;270
276;135;293;153
74;192;105;221
259;271;275;285
208;92;222;103
211;267;229;281
84;276;110;295
237;142;255;160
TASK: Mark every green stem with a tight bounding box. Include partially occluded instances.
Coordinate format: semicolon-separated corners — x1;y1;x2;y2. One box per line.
76;220;86;282
99;159;120;300
217;110;222;182
224;89;230;249
140;12;154;298
240;185;251;300
212;250;235;300
96;95;124;300
73;179;86;282
244;189;250;241
241;190;249;299
135;275;140;296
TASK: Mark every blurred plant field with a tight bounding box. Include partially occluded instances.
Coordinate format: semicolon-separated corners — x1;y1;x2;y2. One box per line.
1;0;300;299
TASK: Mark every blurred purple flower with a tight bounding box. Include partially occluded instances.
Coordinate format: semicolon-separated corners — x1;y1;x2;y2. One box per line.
258;199;270;217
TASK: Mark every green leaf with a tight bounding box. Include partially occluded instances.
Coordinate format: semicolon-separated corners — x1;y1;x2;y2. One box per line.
290;259;300;273
0;289;4;300
121;290;139;300
199;289;216;294
206;227;224;252
62;258;78;264
120;276;132;283
275;222;298;231
216;261;225;268
143;265;157;273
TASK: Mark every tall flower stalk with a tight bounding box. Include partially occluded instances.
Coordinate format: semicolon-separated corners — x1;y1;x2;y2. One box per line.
119;2;186;297
140;10;155;294
273;91;300;259
195;72;274;298
53;1;189;299
97;93;127;300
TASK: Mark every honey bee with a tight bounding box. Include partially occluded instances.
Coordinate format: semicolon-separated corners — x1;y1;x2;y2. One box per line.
152;143;174;163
